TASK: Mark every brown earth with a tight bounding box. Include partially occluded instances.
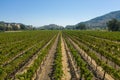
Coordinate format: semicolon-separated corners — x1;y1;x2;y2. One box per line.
68;37;114;80
35;34;59;80
61;36;71;80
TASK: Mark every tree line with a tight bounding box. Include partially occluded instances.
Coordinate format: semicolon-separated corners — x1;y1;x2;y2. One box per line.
107;19;120;31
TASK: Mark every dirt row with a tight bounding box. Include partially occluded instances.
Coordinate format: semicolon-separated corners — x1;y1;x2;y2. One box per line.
73;35;120;70
63;37;80;80
67;37;114;80
34;34;59;80
65;37;99;80
34;34;103;80
9;35;56;79
61;36;71;80
15;36;56;76
2;35;49;67
33;34;80;80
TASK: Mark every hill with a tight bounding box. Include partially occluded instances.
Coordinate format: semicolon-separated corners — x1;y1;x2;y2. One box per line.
39;24;64;30
83;10;120;29
65;10;120;29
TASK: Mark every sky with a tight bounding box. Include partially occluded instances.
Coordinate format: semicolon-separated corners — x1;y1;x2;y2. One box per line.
0;0;120;27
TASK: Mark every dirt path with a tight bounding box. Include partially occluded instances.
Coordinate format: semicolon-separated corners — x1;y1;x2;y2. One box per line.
8;36;56;80
64;38;80;80
18;36;55;74
61;36;71;80
66;37;100;80
73;35;120;70
15;36;56;75
68;37;114;80
35;34;59;80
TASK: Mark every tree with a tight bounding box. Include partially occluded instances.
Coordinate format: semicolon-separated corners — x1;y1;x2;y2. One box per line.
107;19;120;31
0;25;5;31
12;25;19;30
65;25;76;30
20;24;26;30
76;23;86;30
5;26;12;31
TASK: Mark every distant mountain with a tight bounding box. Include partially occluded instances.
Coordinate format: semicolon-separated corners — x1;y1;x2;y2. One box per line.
39;24;64;30
65;25;76;29
82;10;120;29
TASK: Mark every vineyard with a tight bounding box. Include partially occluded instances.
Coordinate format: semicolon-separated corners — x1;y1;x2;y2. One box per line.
0;30;120;80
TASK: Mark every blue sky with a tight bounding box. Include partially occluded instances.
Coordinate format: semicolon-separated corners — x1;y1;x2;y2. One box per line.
0;0;120;27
